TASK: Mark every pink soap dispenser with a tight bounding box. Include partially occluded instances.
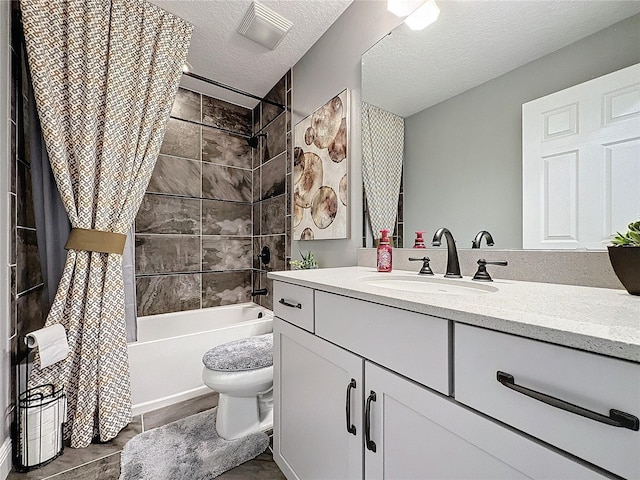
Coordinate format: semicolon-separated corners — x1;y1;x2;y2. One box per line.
413;231;426;248
377;229;393;272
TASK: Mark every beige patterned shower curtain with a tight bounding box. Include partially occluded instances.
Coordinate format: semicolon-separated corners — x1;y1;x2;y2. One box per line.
20;0;193;448
362;102;405;241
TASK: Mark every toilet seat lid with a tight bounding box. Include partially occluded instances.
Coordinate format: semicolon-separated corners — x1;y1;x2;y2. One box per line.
202;333;273;372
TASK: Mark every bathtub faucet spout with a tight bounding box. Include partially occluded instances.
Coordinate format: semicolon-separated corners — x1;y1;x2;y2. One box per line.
251;288;268;297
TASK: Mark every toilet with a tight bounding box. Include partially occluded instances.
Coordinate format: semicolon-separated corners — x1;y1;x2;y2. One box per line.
201;333;273;440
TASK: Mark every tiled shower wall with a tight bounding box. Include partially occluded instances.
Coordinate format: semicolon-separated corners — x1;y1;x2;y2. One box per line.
135;71;292;316
9;3;46;432
252;72;292;311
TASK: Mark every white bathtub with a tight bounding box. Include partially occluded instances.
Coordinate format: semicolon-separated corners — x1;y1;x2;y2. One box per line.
128;302;273;416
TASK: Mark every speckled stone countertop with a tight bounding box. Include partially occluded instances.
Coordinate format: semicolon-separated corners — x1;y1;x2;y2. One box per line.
268;266;640;363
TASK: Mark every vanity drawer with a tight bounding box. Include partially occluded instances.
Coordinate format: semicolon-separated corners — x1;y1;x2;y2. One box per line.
455;323;640;479
273;281;315;332
315;291;449;394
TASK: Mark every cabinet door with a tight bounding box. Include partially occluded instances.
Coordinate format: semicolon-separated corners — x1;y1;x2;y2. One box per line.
273;317;363;480
364;362;604;480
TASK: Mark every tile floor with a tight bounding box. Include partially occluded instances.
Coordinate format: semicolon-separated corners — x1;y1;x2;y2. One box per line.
8;393;286;480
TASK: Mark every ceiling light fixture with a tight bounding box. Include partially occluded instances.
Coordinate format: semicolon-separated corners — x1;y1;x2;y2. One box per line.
237;1;293;51
387;0;424;17
404;0;440;31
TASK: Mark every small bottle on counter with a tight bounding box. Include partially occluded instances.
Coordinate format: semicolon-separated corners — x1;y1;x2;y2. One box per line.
377;229;393;272
413;231;426;248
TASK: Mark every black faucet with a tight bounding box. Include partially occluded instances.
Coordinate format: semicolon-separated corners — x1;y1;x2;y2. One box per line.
472;230;494;249
431;228;462;278
251;288;268;297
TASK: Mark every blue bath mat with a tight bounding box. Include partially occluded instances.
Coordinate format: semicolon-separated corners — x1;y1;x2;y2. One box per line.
120;407;269;480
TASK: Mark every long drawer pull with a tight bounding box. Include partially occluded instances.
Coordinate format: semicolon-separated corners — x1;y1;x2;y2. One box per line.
345;379;357;435
279;298;302;309
365;391;377;452
497;371;639;431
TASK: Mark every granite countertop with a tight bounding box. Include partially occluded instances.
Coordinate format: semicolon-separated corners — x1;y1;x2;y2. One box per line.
268;266;640;363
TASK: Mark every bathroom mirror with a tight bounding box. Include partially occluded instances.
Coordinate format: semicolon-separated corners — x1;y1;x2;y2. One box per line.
362;2;640;249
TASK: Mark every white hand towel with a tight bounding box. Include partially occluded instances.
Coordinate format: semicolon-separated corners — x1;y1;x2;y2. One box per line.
25;324;70;368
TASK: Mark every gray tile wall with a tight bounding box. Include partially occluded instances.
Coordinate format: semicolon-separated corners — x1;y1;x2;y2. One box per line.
135;88;257;317
252;71;292;311
9;3;47;446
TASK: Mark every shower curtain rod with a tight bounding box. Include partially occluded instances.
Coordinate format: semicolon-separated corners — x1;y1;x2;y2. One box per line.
183;71;286;110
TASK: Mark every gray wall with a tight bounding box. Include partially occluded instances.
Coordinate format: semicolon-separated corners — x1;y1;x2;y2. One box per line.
292;1;401;267
404;14;640;249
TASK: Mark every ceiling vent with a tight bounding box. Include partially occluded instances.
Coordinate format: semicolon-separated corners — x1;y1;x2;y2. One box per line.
237;1;293;50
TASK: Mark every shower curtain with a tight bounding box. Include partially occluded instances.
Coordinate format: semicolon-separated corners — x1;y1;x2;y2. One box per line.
21;0;193;447
361;102;405;241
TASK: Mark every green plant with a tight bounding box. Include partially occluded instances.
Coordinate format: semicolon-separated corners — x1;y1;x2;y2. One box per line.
290;250;319;270
612;219;640;246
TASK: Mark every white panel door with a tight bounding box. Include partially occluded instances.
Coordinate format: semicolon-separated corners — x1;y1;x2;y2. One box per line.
523;63;640;249
273;317;363;480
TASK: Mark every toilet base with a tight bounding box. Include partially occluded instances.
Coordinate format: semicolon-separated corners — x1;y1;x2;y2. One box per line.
215;389;274;440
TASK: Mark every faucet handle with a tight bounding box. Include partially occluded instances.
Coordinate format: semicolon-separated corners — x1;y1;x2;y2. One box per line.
409;257;434;275
473;258;507;282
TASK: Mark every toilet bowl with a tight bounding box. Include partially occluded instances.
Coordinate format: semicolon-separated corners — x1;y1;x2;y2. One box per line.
201;333;273;440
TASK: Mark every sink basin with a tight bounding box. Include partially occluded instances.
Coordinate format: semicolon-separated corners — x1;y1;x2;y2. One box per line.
361;275;499;295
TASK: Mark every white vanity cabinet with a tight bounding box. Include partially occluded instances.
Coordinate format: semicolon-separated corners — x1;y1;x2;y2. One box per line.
455;324;640;480
274;317;363;480
273;279;611;480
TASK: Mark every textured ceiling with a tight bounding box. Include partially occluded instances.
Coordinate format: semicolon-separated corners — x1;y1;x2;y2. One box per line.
151;0;353;108
363;1;640;118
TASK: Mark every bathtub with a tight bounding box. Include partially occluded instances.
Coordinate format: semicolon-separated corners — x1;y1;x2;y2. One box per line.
128;302;273;416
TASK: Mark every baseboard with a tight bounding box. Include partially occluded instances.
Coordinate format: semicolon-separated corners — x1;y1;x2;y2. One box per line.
131;386;210;417
0;437;11;480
